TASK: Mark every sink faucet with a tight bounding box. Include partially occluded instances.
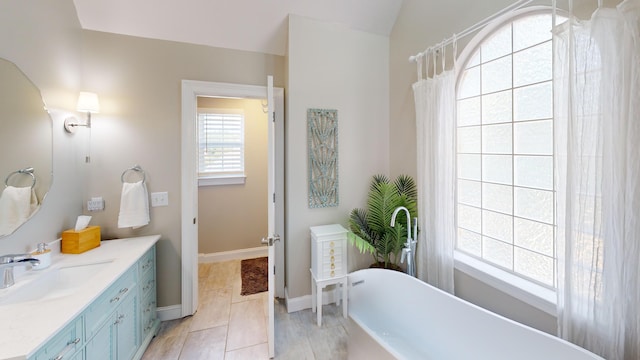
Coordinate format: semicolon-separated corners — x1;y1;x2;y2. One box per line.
0;254;40;289
391;206;417;277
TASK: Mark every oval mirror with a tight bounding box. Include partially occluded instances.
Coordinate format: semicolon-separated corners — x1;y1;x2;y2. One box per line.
0;57;53;237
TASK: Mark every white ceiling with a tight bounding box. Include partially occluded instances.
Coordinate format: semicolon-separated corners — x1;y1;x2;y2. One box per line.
72;0;403;56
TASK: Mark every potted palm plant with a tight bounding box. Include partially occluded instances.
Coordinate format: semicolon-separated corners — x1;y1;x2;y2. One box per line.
348;174;417;270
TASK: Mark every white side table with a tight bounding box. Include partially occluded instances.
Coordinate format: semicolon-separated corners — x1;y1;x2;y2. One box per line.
309;224;349;326
310;269;348;326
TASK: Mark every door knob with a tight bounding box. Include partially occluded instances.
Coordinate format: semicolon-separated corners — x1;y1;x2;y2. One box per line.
261;234;281;246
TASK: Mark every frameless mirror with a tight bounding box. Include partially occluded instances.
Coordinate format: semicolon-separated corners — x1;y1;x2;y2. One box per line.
0;57;53;237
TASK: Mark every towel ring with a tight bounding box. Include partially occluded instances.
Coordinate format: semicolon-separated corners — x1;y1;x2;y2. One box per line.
121;165;146;184
5;167;36;189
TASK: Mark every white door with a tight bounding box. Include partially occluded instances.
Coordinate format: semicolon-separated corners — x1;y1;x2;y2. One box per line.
262;75;276;358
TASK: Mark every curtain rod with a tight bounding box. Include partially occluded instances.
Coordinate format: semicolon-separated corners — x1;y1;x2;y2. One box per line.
409;0;534;62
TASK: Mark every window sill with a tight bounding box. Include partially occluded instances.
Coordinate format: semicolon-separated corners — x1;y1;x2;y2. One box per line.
198;175;246;186
454;251;557;316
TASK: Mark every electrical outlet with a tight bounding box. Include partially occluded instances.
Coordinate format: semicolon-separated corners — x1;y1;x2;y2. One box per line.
151;192;169;207
87;197;105;211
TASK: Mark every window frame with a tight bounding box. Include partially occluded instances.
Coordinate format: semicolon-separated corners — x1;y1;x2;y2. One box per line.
453;6;567;314
197;107;246;186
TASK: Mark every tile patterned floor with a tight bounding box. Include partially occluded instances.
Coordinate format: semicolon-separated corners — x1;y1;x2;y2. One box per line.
142;259;347;359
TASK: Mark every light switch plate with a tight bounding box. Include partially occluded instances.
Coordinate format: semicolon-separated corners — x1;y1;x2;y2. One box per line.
87;197;105;211
151;192;169;207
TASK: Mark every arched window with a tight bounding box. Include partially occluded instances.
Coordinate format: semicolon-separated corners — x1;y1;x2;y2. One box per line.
456;11;563;288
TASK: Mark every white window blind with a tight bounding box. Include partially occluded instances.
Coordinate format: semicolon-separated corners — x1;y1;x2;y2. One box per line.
197;109;245;179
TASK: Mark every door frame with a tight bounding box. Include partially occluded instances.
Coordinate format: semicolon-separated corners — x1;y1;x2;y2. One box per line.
180;79;285;317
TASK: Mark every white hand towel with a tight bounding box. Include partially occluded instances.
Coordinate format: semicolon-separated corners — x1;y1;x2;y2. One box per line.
0;186;39;236
117;180;150;229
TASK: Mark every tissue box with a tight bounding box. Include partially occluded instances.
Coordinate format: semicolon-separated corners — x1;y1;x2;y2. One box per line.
61;226;101;254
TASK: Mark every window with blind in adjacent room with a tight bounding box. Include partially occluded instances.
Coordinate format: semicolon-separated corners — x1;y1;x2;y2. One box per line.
197;108;246;186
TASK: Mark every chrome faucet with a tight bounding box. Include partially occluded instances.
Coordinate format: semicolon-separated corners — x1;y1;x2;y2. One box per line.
391;206;417;277
0;254;40;289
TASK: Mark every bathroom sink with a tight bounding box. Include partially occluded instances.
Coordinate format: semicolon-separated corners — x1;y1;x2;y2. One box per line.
0;260;113;305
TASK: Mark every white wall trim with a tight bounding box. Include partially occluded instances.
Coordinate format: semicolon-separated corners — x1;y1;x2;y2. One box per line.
284;287;342;313
157;305;183;321
198;175;246;186
181;79;286;317
199;247;268;263
454;251;556;316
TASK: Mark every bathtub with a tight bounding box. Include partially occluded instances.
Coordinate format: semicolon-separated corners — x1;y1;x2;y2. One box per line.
347;269;603;360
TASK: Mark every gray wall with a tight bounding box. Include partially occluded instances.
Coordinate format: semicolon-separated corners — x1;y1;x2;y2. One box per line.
80;30;285;307
0;0;85;255
286;15;391;299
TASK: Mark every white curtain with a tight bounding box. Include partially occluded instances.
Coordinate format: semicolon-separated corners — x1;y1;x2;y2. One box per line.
413;49;456;293
554;0;640;358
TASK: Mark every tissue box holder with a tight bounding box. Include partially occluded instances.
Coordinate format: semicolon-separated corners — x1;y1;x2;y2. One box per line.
61;226;101;254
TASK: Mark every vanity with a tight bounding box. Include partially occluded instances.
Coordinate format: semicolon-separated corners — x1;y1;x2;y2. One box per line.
0;235;160;360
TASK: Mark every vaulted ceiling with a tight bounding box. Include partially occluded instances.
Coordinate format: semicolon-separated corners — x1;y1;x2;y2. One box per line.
72;0;404;56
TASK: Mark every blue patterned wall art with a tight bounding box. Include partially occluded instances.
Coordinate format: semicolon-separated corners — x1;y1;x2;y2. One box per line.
307;109;339;208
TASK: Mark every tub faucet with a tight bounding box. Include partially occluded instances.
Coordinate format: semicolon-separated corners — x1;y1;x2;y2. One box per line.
391;207;417;277
0;254;40;289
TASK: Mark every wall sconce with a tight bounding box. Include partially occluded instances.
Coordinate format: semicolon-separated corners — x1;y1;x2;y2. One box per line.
64;91;100;133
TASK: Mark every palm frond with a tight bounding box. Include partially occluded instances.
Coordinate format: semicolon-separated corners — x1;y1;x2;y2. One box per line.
347;231;376;255
349;208;382;260
394;174;417;201
370;174;389;194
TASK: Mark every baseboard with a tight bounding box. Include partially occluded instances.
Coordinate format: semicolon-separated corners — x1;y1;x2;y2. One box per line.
199;247;268;263
161;288;341;319
284;286;342;313
157;305;183;321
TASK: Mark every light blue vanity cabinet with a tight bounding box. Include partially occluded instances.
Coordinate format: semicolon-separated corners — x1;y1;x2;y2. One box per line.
85;288;138;360
85;266;137;340
84;264;139;360
27;242;158;360
138;247;159;344
30;317;84;360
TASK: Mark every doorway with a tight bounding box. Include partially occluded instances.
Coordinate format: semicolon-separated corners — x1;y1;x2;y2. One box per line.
180;80;285;317
196;97;268;255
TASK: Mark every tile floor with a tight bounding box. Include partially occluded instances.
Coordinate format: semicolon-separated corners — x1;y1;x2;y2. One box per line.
142;259;348;359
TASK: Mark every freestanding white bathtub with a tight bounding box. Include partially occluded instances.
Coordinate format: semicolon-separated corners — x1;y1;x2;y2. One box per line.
347;268;603;360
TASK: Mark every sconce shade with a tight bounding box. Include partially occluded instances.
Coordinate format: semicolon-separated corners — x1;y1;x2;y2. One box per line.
65;91;100;133
76;91;100;113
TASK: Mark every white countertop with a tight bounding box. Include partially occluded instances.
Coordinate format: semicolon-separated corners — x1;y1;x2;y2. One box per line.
0;235;160;360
